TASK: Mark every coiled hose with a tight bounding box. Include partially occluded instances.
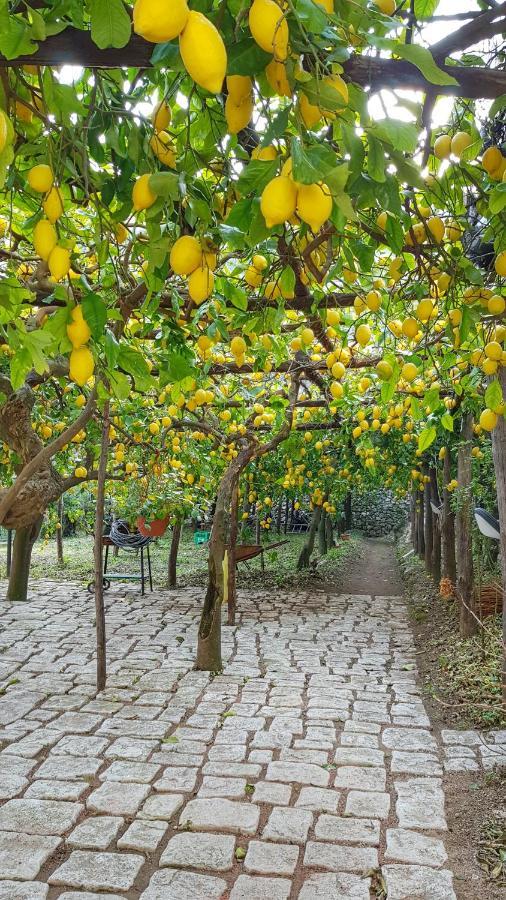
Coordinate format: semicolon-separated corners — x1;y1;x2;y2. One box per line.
109;519;153;551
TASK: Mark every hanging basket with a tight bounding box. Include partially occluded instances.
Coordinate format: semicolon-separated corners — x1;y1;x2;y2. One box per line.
136;515;170;538
477;582;503;619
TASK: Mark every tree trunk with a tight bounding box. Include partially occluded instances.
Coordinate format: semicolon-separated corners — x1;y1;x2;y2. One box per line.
6;527;12;577
325;515;334;549
56;497;64;565
284;496;290;534
94;402;109;692
344;491;352;530
255;512;261;544
423;466;433;575
318;508;327;556
441;448;457;584
429;468;441;585
297;505;322;569
410;487;417;547
276;498;283;535
455;413;477;638
416;490;425;558
6;518;42;602
167;516;182;589
227;479;239;626
491;367;506;701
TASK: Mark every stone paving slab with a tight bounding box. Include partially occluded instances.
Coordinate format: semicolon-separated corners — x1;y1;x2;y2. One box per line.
0;579;471;898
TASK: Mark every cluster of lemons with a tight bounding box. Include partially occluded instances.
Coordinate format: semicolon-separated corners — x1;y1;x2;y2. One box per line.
66;306;94;388
169;235;218;305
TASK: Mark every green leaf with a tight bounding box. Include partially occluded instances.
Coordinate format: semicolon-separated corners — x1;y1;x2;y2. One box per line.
82;295;108;340
109;370;131;401
485;379;503;411
0;2;38;59
489;94;506;119
236;159;279;195
89;0;131;49
260;106;290;147
325;162;349;195
221;280;248;311
163;352;197;384
10;348;32;390
381;378;396;404
228;38;271;75
294;0;327;32
414;0;440;18
489;183;506;216
368;120;419;154
418;425;437;452
367;135;386;183
117;345;153;391
280;266;296;297
149;172;179;201
150;42;183;68
441;413;454;432
291;139;337;184
395;44;458;87
105;329;120;369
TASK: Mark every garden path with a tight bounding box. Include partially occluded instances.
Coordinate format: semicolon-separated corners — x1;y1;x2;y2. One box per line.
0;540;503;898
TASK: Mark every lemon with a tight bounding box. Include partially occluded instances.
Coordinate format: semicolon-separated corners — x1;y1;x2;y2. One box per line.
485;341;502;361
253;254;268;272
67;305;91;349
231;336;246;356
376;211;388;231
42;186;64;223
434;134;451;160
365;290;381;312
132;174;157;211
482;145;503;175
495;251;506;276
299;93;321;129
69;347;94;387
74;466;87;479
301;327;314;345
446;221;463;242
149;421;160;435
252;145;277;161
226;75;252;104
296;182;332;232
330;381;343;399
0;110;8;154
452;131;474;159
28;164;54;193
245;265;262;288
265;60;291;97
152;100;171;132
321;74;349;111
402;318;418;339
416;298;434;321
188;266;214;304
133;0;189;42
225;94;253;134
401;362;418;382
488;295;505;315
48;245;71;282
356;323;371;347
150;131;176;168
115;223;128;243
480;408;498;431
249;0;288;60
33;219;57;261
179;11;227;94
170;235;203;275
326;308;340;326
260;175;297;228
426;216;445;242
376;360;392;380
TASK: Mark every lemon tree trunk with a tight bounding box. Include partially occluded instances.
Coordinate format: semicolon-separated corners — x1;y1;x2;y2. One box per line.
6;519;42;602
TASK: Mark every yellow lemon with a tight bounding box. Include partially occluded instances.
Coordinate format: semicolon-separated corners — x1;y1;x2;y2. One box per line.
115;223;128;243
179;11;227;94
0;110;8;154
376;360;392;380
265;60;291;97
245;265;262;288
401;362;418;382
330;381;343;399
434;134;451;159
321;73;349;111
376;211;388;231
249;0;288;60
150;131;176;168
188;266;214;304
260;175;297;228
480;408;498;431
485;341;502;361
299;92;321;129
225;94;253;134
231;336;246;356
365;290;381;312
416;298;434;321
296;182;332;232
495;251;506;276
426;216;445;243
42;186;64;223
482;145;503;175
451;131;474;159
252;145;277;161
170;235;203;275
33;219;57;261
402;317;418;339
67;305;91;349
488;295;505;315
355;323;371;347
446;221;463;242
48;245;71;282
253;254;268;272
152;100;171;132
28;164;54;193
226;75;252;103
69;347;94;387
132;174;157;211
133;0;189;42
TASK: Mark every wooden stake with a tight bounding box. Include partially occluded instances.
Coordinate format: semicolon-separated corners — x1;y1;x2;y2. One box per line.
456;412;477;637
94;402;110;692
491;367;506;702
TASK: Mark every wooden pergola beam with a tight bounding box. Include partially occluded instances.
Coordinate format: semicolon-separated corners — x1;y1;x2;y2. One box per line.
2;30;506;99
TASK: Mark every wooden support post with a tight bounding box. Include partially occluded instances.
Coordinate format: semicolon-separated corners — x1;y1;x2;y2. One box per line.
94;402;110;693
491;367;506;702
56;496;64;565
227;479;239;626
276;498;283;535
416;490;425;559
284;496;290;534
430;468;441;586
423;465;433;576
344;492;352;530
441;448;457;584
456;413;477;638
167;516;182;589
410;487;417;547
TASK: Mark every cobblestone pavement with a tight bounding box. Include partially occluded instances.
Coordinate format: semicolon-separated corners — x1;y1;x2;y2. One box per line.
0;579;504;899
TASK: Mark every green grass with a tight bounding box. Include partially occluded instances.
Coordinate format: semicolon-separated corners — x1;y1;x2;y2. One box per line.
1;529;358;593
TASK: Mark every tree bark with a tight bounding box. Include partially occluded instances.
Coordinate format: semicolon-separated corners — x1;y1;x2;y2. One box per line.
94;402;110;693
344;492;352;530
325;515;334;549
167;516;183;589
318;509;328;556
491;367;506;701
276;498;283;535
410;487;417;548
56;497;64;565
6;528;12;577
6;519;42;602
284;496;290;534
297;505;322;569
429;468;441;585
441;448;457;583
416;490;425;558
423;466;433;575
227;479;239;626
455;413;477;638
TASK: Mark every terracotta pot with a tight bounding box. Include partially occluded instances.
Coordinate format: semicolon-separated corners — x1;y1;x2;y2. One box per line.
136;515;170;537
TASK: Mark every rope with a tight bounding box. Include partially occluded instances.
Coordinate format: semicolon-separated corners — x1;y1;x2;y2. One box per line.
109;519;153;551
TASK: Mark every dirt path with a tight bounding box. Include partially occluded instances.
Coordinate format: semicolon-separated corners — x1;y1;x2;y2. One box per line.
339;536;404;597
